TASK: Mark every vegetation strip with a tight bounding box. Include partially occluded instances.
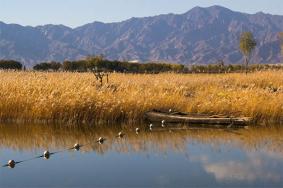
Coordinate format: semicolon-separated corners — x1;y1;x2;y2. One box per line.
0;71;282;124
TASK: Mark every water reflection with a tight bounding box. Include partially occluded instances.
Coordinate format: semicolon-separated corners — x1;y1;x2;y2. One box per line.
204;153;281;182
0;124;282;154
0;123;283;187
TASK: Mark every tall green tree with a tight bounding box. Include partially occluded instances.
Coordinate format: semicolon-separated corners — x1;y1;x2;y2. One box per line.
239;32;257;74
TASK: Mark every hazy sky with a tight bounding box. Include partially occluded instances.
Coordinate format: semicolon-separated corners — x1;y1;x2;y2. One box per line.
1;0;283;28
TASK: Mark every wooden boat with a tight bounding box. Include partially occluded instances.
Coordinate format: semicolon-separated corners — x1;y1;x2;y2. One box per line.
144;110;252;126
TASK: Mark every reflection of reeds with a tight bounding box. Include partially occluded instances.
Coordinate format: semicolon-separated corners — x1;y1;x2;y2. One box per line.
0;123;283;155
1;71;283;124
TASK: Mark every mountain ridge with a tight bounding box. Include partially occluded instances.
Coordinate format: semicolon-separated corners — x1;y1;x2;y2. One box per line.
0;5;283;67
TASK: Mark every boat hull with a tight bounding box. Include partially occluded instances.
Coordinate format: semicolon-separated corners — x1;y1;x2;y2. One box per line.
144;111;252;126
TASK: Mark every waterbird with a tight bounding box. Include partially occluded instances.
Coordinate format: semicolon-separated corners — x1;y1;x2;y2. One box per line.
149;123;153;131
43;150;50;159
135;128;140;134
161;120;166;127
169;109;172;113
97;137;106;144
8;160;15;168
117;131;125;138
73;143;80;151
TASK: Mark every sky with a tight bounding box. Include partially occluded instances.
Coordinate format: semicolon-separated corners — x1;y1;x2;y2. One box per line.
1;0;283;28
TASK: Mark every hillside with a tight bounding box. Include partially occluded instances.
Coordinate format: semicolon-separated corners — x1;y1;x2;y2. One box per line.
0;5;283;67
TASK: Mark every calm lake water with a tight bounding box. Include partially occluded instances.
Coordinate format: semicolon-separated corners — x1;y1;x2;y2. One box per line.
0;123;283;187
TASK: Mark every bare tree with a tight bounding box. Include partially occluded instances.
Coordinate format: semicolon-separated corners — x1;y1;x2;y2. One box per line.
239;32;257;74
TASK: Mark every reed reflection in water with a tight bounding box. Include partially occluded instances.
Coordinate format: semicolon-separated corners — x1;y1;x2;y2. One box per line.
0;123;283;154
0;123;283;187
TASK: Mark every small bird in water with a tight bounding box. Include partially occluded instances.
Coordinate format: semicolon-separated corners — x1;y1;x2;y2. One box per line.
73;143;80;151
97;137;106;144
169;109;172;113
43;150;50;159
135;128;140;134
8;160;15;168
161;120;166;127
117;131;125;138
149;123;153;131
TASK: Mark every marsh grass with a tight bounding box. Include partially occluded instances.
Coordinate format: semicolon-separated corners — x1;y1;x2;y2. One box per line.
0;71;283;124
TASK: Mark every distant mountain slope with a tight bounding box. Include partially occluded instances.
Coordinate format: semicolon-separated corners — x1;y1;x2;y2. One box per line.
1;5;283;67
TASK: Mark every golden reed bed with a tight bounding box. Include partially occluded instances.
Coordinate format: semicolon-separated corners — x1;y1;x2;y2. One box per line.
0;71;282;124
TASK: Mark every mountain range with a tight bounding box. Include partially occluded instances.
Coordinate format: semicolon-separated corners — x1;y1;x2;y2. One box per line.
1;5;283;67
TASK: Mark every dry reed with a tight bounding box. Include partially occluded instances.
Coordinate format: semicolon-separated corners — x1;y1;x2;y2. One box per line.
0;71;283;124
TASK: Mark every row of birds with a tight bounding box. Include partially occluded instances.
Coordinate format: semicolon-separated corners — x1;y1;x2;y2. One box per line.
5;120;167;169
